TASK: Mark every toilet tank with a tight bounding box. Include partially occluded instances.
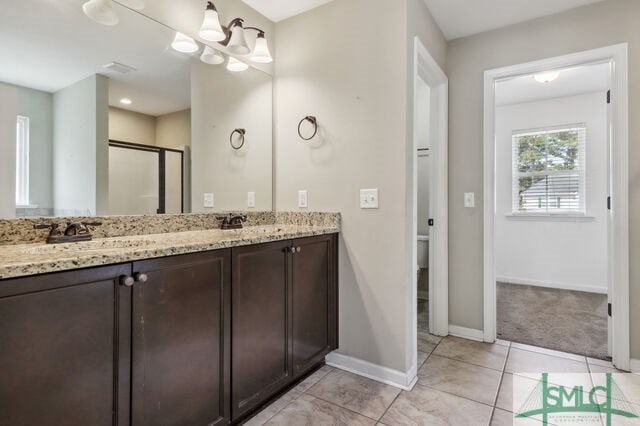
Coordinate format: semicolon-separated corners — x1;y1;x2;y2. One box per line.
417;235;429;269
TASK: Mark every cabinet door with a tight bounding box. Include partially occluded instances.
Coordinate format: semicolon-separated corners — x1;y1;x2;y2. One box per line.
131;250;231;426
0;264;132;426
231;240;292;420
291;234;338;378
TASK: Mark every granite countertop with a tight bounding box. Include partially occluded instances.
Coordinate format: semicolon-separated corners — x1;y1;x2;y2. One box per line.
0;224;339;280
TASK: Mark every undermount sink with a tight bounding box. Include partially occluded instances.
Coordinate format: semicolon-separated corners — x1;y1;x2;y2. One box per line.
21;239;156;255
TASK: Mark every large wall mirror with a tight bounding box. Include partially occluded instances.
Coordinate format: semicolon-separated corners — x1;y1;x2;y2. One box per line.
0;0;273;218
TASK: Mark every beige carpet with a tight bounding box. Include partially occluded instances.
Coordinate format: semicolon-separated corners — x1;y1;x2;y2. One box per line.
497;282;609;360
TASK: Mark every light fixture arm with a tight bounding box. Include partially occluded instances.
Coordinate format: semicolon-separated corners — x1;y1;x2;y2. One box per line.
206;0;266;47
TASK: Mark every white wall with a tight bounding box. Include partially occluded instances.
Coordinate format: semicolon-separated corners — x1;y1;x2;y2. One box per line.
0;83;17;218
53;75;109;216
274;0;446;376
445;0;640;358
191;59;272;212
495;93;608;293
14;85;54;212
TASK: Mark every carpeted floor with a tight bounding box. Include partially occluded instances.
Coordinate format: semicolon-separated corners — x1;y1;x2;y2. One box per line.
497;282;609;360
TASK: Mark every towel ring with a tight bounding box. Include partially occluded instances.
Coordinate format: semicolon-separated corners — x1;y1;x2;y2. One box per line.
230;128;246;150
298;116;318;141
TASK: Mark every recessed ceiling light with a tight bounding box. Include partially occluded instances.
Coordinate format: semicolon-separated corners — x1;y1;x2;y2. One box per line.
120;98;132;105
534;71;560;83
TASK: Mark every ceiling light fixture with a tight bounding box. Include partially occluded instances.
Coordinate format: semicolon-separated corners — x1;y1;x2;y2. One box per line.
534;71;560;83
82;0;119;26
201;46;225;65
227;57;249;72
120;98;133;105
171;32;199;53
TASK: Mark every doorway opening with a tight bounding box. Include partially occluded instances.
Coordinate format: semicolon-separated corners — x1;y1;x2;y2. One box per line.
410;37;448;385
483;44;629;369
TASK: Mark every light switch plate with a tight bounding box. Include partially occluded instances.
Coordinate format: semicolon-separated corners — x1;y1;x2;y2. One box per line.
247;192;256;208
298;190;308;208
360;189;379;209
464;192;475;208
203;193;214;208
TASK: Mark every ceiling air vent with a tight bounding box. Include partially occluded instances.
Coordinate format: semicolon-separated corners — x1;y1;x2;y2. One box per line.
103;61;137;74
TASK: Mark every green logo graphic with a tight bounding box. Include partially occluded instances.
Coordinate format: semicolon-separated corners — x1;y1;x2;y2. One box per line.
516;373;639;425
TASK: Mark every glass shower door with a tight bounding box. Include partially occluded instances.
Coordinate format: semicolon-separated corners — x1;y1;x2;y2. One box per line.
108;146;160;215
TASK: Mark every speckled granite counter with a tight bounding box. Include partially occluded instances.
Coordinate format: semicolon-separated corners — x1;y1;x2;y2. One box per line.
0;213;340;280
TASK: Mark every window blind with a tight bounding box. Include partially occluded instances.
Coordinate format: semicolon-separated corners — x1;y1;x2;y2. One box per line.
512;124;586;214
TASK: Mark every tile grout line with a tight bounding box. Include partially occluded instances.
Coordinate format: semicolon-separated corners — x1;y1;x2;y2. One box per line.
304;392;384;423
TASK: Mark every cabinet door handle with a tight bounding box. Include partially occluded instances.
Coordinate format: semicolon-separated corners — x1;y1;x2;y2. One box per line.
134;272;148;283
296;247;301;253
119;275;135;287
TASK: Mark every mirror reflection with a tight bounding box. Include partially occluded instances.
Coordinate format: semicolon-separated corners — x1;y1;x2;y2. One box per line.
0;0;273;218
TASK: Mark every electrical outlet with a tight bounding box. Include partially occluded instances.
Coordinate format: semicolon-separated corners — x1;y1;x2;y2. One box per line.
298;190;308;208
247;192;256;208
203;193;214;208
360;189;379;209
464;192;475;208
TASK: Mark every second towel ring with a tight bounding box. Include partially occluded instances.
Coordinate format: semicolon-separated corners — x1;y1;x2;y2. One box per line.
230;128;246;150
298;116;318;141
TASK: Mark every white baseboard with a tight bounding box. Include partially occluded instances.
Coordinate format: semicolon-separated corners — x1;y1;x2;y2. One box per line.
630;358;640;373
325;351;417;391
417;290;428;300
448;325;484;342
497;276;607;294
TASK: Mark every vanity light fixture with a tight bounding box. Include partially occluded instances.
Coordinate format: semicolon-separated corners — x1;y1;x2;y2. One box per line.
201;46;225;65
227;57;249;72
120;98;133;105
197;2;274;65
82;0;119;26
534;71;560;83
198;2;225;42
171;32;199;54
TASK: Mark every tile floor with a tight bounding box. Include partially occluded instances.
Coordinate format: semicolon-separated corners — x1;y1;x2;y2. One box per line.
243;336;630;425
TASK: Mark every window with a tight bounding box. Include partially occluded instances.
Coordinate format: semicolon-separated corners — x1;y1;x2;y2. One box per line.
16;115;29;207
512;124;586;214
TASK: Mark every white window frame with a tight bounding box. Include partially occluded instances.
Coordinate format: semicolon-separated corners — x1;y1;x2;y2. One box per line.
16;115;30;207
511;123;587;217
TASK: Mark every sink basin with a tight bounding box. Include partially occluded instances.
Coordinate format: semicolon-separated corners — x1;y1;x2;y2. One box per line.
21;239;156;255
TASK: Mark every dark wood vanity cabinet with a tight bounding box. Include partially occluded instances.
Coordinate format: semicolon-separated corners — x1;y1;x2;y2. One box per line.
0;233;337;426
131;251;231;426
0;263;132;426
231;234;338;420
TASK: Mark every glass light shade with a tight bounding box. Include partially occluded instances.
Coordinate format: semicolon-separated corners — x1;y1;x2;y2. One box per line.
251;35;273;63
82;0;119;26
227;57;249;72
534;71;560;83
171;32;199;53
201;46;225;65
227;25;250;55
118;0;144;10
199;8;225;42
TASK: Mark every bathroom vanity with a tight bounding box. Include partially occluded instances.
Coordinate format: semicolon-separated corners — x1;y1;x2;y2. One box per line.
0;221;338;425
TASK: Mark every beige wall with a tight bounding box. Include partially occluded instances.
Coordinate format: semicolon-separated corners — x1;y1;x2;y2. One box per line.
446;0;640;357
109;107;156;146
0;84;17;218
156;109;191;149
274;0;446;373
191;59;272;212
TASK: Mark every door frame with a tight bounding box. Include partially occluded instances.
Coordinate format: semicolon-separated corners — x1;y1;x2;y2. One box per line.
409;37;449;382
482;43;629;370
